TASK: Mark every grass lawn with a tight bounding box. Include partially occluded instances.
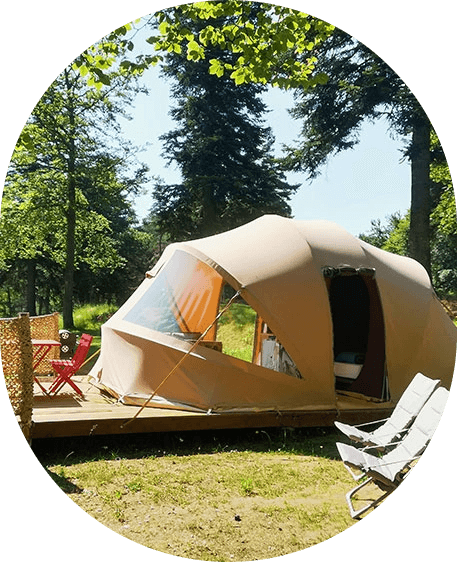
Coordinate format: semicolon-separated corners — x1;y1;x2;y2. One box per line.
44;302;382;559
33;428;363;561
216;301;256;361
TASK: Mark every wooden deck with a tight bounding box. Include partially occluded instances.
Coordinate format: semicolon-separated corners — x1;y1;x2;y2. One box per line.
31;376;394;439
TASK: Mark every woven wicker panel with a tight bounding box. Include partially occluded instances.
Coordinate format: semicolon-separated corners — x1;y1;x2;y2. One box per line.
0;315;34;440
30;312;60;374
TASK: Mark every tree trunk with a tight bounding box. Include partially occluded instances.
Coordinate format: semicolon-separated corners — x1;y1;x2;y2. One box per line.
62;69;76;329
25;259;37;316
200;179;218;237
409;118;431;277
63;181;76;329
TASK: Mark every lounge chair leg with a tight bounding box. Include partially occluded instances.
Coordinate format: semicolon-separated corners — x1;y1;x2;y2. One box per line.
346;477;392;519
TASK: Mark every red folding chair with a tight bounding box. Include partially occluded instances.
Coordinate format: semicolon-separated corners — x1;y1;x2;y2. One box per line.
48;333;93;396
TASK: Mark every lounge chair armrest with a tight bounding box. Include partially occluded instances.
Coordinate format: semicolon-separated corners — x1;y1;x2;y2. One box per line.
351;417;389;429
361;429;410;452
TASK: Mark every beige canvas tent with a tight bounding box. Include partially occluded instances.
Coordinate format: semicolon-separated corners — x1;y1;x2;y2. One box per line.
91;215;455;415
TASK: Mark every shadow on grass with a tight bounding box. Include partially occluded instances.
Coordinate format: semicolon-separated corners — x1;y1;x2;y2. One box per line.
45;467;84;494
32;426;349;468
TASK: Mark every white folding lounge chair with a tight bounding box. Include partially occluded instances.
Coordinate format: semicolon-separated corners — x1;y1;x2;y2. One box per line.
334;372;440;449
336;386;449;519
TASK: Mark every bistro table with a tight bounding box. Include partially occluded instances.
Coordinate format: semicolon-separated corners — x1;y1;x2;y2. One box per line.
32;339;61;395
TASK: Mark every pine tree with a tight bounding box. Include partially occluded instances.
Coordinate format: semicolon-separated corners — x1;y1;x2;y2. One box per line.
282;29;436;276
151;12;299;241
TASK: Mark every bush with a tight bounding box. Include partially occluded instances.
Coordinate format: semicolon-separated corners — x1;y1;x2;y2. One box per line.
59;303;118;332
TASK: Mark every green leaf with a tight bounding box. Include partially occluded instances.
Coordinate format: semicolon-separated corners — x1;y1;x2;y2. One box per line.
159;21;169;35
93;69;111;86
209;58;224;77
187;40;204;61
187;39;200;52
230;67;250;85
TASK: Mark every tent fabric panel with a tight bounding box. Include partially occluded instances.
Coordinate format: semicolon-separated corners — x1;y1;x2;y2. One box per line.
98;325;146;397
294;219;368;268
182;215;316;288
411;294;456;391
183;215;336;390
98;326;212;403
97;326;336;412
199;337;335;410
243;264;334;388
360;242;456;398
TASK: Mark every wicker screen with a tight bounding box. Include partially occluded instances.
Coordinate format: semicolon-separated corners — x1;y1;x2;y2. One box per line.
30;312;60;374
0;314;34;440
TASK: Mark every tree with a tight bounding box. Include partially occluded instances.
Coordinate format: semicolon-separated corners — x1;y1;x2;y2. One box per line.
359;212;405;249
359;212;409;256
151;6;299;241
67;3;334;92
428;133;456;294
2;55;148;327
149;1;333;89
281;29;436;275
360;132;456;294
70;153;154;305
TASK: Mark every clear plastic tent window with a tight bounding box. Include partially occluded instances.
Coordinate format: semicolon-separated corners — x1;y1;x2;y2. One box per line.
124;250;223;339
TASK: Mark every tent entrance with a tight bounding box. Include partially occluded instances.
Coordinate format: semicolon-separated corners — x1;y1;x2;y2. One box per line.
324;266;389;401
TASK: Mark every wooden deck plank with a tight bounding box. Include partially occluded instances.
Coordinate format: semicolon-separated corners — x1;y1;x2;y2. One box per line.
31;378;394;439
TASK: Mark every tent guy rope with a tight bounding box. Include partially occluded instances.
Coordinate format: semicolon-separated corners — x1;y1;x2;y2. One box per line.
120;289;242;429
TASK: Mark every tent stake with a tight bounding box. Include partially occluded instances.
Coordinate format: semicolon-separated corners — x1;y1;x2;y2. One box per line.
120;289;242;428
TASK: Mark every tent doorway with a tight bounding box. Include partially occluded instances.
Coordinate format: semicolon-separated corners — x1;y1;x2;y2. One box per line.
324;267;389;401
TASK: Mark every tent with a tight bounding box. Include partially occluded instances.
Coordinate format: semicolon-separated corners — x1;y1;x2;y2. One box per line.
90;215;456;414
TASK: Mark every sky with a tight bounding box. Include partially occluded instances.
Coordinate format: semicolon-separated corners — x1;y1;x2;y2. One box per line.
122;60;411;237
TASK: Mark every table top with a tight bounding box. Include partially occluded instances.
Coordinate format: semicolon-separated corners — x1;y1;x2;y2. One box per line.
32;339;61;346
